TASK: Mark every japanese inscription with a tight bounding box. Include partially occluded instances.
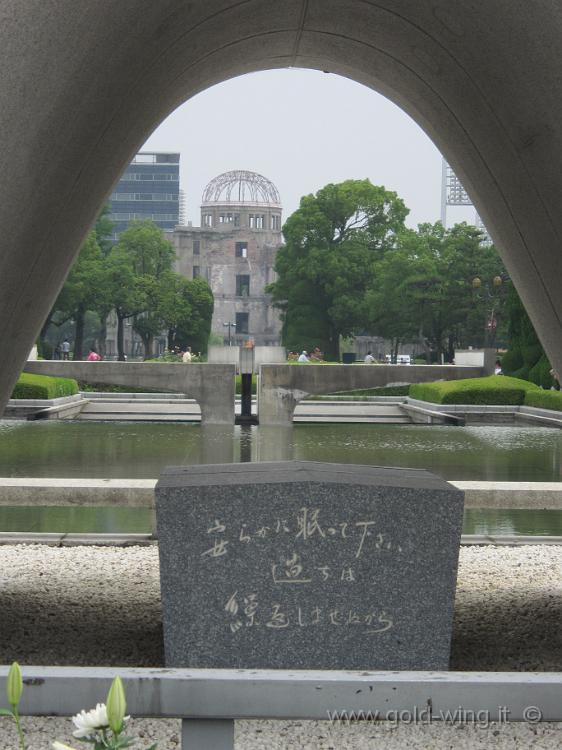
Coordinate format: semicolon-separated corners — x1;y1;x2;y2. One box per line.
199;505;403;636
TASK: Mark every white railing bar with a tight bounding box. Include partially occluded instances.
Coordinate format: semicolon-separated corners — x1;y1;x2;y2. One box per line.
0;667;560;722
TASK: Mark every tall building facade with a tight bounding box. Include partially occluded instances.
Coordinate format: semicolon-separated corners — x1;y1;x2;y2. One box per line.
108;152;180;240
173;170;283;346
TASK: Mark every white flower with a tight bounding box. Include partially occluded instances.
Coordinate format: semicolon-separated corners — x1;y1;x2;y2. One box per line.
71;702;109;738
52;742;79;750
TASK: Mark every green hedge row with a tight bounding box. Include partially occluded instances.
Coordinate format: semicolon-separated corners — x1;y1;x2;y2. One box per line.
409;375;538;405
524;389;562;412
11;373;79;400
319;385;410;398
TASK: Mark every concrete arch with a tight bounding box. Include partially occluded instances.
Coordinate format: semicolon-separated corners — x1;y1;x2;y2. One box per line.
2;1;562;413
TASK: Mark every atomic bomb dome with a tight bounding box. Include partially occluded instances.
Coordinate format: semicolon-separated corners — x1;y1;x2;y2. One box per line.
173;169;284;347
202;170;281;207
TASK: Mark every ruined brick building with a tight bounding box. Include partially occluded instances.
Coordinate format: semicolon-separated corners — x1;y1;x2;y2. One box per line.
173;170;283;346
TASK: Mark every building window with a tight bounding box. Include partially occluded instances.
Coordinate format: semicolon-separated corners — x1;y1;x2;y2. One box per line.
122;173;179;181
235;241;248;258
193;266;200;278
236;274;250;297
204;214;213;227
234;214;240;227
236;312;249;334
193;240;200;255
271;214;281;230
249;214;265;229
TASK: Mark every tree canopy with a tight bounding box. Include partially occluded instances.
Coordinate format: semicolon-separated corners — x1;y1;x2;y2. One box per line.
268;179;409;359
41;217;214;360
368;222;508;361
269;179;509;361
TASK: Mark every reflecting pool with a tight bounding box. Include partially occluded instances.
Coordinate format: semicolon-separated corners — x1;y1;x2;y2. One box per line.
0;420;561;535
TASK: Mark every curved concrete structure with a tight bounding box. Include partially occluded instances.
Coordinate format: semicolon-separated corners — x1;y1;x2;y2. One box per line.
258;363;482;424
2;2;562;414
23;361;236;424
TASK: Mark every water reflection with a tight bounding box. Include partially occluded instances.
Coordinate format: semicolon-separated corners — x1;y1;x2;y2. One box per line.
0;420;562;481
0;420;561;535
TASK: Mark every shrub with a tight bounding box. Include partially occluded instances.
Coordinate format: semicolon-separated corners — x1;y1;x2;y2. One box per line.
316;385;410;398
524;389;562;412
11;373;79;399
79;383;160;394
409;375;538;405
500;346;523;374
522;343;543;366
510;364;530;381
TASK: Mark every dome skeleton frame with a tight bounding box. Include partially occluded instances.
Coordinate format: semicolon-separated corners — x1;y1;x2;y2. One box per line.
202;170;281;208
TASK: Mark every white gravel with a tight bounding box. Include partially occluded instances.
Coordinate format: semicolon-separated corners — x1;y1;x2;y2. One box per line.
0;544;560;748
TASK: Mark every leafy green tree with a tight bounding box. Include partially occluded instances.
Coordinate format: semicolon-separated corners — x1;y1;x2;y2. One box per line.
52;232;107;359
501;285;555;386
92;205;116;356
112;220;176;359
367;222;508;361
157;274;214;355
268;179;408;359
39;208;114;358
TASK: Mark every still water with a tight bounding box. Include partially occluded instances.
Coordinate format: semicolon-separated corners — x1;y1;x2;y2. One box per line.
0;420;561;535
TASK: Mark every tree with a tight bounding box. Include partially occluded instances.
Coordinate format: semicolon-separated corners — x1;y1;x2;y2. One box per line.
157;274;214;354
91;205;116;357
52;232;107;359
268;179;409;359
39;207;114;359
112;220;176;359
367;222;508;361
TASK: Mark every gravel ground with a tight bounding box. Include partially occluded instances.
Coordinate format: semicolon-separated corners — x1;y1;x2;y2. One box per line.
0;544;560;748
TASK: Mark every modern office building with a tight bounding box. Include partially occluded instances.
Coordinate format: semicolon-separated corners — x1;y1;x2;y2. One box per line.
108;152;181;240
173;170;283;346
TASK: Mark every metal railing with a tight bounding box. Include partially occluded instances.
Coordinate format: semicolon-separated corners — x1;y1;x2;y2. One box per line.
1;667;561;749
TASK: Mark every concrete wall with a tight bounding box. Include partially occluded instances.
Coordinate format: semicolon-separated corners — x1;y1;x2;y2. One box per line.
2;477;559;510
207;346;240;366
207;345;287;371
258;364;483;424
24;361;236;425
3;2;562;415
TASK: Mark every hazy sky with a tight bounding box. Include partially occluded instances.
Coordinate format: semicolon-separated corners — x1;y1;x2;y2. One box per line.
143;68;474;229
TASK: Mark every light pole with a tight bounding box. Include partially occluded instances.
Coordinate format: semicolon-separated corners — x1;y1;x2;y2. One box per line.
472;275;506;347
223;321;236;346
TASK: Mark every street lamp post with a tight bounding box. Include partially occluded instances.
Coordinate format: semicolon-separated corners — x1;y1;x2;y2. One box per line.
223;321;236;346
472;275;505;347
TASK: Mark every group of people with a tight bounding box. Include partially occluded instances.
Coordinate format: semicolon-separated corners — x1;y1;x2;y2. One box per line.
53;339;72;360
167;346;197;362
53;339;102;361
288;347;324;363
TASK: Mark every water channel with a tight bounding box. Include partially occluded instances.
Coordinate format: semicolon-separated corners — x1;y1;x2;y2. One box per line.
0;419;561;535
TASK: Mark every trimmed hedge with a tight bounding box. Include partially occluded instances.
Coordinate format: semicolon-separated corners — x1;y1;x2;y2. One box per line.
315;385;410;398
11;373;79;400
409;375;538;405
524;389;562;412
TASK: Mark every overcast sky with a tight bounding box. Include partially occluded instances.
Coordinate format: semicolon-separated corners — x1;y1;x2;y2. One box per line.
143;68;475;229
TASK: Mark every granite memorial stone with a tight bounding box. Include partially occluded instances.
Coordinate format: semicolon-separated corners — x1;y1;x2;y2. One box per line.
156;461;464;670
